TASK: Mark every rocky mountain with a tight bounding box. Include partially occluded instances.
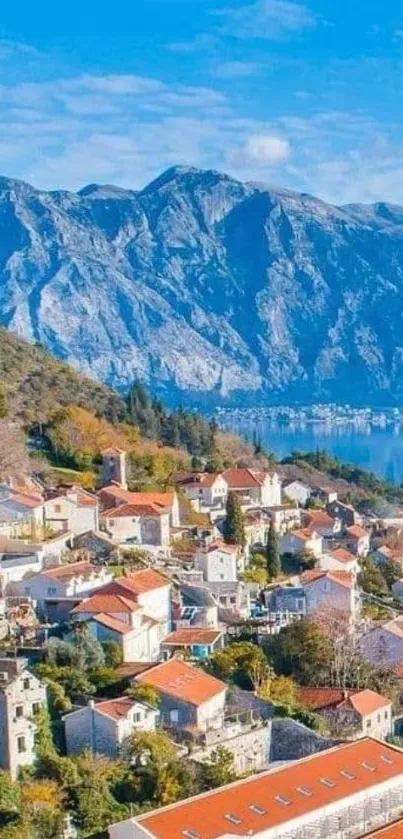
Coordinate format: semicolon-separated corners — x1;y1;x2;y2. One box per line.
2;165;403;406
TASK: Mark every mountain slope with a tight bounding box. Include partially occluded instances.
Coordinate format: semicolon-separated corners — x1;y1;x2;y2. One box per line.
2;166;403;405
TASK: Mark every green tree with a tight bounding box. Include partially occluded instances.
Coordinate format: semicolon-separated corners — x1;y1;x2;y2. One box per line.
0;386;8;419
265;619;332;686
266;521;281;580
126;684;160;707
199;746;237;790
223;491;246;548
358;556;388;595
101;640;123;669
207;642;271;690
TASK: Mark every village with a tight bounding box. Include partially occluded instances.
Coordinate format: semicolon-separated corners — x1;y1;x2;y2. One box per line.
1;444;403;838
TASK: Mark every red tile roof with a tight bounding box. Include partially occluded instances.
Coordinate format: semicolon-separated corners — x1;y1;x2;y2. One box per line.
199;541;238;555
71;593;140;614
99;485;175;510
305;511;336;527
301;569;353;590
135;658;226;706
222;468;263;489
136;739;403;839
297;686;390;716
328;548;357;564
10;491;43;509
95;697;138;720
91;613;132;635
365;819;403;838
44;561;100;582
347;525;369;539
292;528;320;542
162;629;223;647
101;502;168;518
113;568;171;595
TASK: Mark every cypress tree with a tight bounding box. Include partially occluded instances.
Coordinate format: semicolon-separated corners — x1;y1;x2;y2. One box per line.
266;520;281;579
223;491;246;548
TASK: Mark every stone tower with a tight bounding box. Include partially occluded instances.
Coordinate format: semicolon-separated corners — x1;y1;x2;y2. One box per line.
101;448;128;489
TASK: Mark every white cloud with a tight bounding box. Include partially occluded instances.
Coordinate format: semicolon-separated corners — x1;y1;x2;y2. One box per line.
212;60;263;78
215;0;316;40
243;133;291;165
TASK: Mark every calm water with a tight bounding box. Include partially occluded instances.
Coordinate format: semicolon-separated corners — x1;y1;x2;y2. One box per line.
219;417;403;484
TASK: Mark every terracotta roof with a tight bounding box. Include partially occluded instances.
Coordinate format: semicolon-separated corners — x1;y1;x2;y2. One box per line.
113;568;171;595
162;629;223;647
10;492;43;509
136;739;403;839
347;525;369;539
300;569;354;590
377;545;403;561
95;697;138;721
297;686;390;716
365;818;403;837
305;511;336;527
135;658;226;706
71;593;140;614
101;447;126;454
101;502;168;518
44;561;100;582
91;613;132;635
77;493;97;508
174;472;221;488
199;541;238;555
328;548;357;564
222;468;263;489
99;485;175;510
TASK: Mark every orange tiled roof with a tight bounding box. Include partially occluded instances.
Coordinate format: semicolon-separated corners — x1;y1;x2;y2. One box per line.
305;511;336;527
112;568;171;595
292;528;320;541
71;592;140;614
10;491;43;509
328;548;357;564
45;561;100;582
297;686;389;716
99;485;175;509
101;502;168;518
137;739;403;839
347;525;369;539
200;541;238;555
135;658;226;706
222;468;263;489
95;697;138;720
301;569;353;590
91;613;132;635
364;818;403;837
162;628;223;647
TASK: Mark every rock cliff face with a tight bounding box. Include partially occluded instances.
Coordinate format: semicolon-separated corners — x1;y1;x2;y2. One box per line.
1;165;403;405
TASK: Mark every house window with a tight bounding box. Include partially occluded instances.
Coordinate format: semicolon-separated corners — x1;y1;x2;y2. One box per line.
170;709;179;723
377;714;381;723
17;736;26;753
109;520;115;527
15;706;23;719
47;587;57;596
32;703;40;715
385;711;389;719
23;678;30;691
55;504;61;513
367;719;371;728
132;712;141;723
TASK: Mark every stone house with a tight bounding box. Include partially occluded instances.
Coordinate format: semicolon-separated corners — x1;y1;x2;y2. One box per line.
222;468;282;509
300;569;360;617
262;585;306;631
42;487;99;535
100;502;171;548
327;500;361;528
282;480;312;506
173;473;227;511
14;560;113;620
0;657;47;779
63;697;158;757
280;528;323;558
194;542;238;583
346;525;371;557
134;658;227;732
266;506;302;535
98;485;180;528
297;687;393;741
318;548;359;574
304;510;341;538
360;616;403;667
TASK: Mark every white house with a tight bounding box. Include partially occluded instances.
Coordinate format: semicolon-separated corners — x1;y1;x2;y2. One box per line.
101;568;172;635
0;657;47;779
0;488;44;538
280;528;323;558
134;658;227;732
63;697;158;757
195;542;238;583
265;506;302;536
174;473;227;511
283;480;312;506
222;468;282;509
100;503;171;548
346;525;371;557
109;739;403;839
301;569;360;617
304;510;341;538
98;486;180;528
297;687;393;741
14;560;113;620
43;488;99;535
319;548;359;574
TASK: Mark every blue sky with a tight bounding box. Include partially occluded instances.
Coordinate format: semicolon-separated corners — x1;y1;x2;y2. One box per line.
2;0;403;203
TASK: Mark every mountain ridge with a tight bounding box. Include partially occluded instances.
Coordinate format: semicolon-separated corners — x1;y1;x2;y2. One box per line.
1;165;403;406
